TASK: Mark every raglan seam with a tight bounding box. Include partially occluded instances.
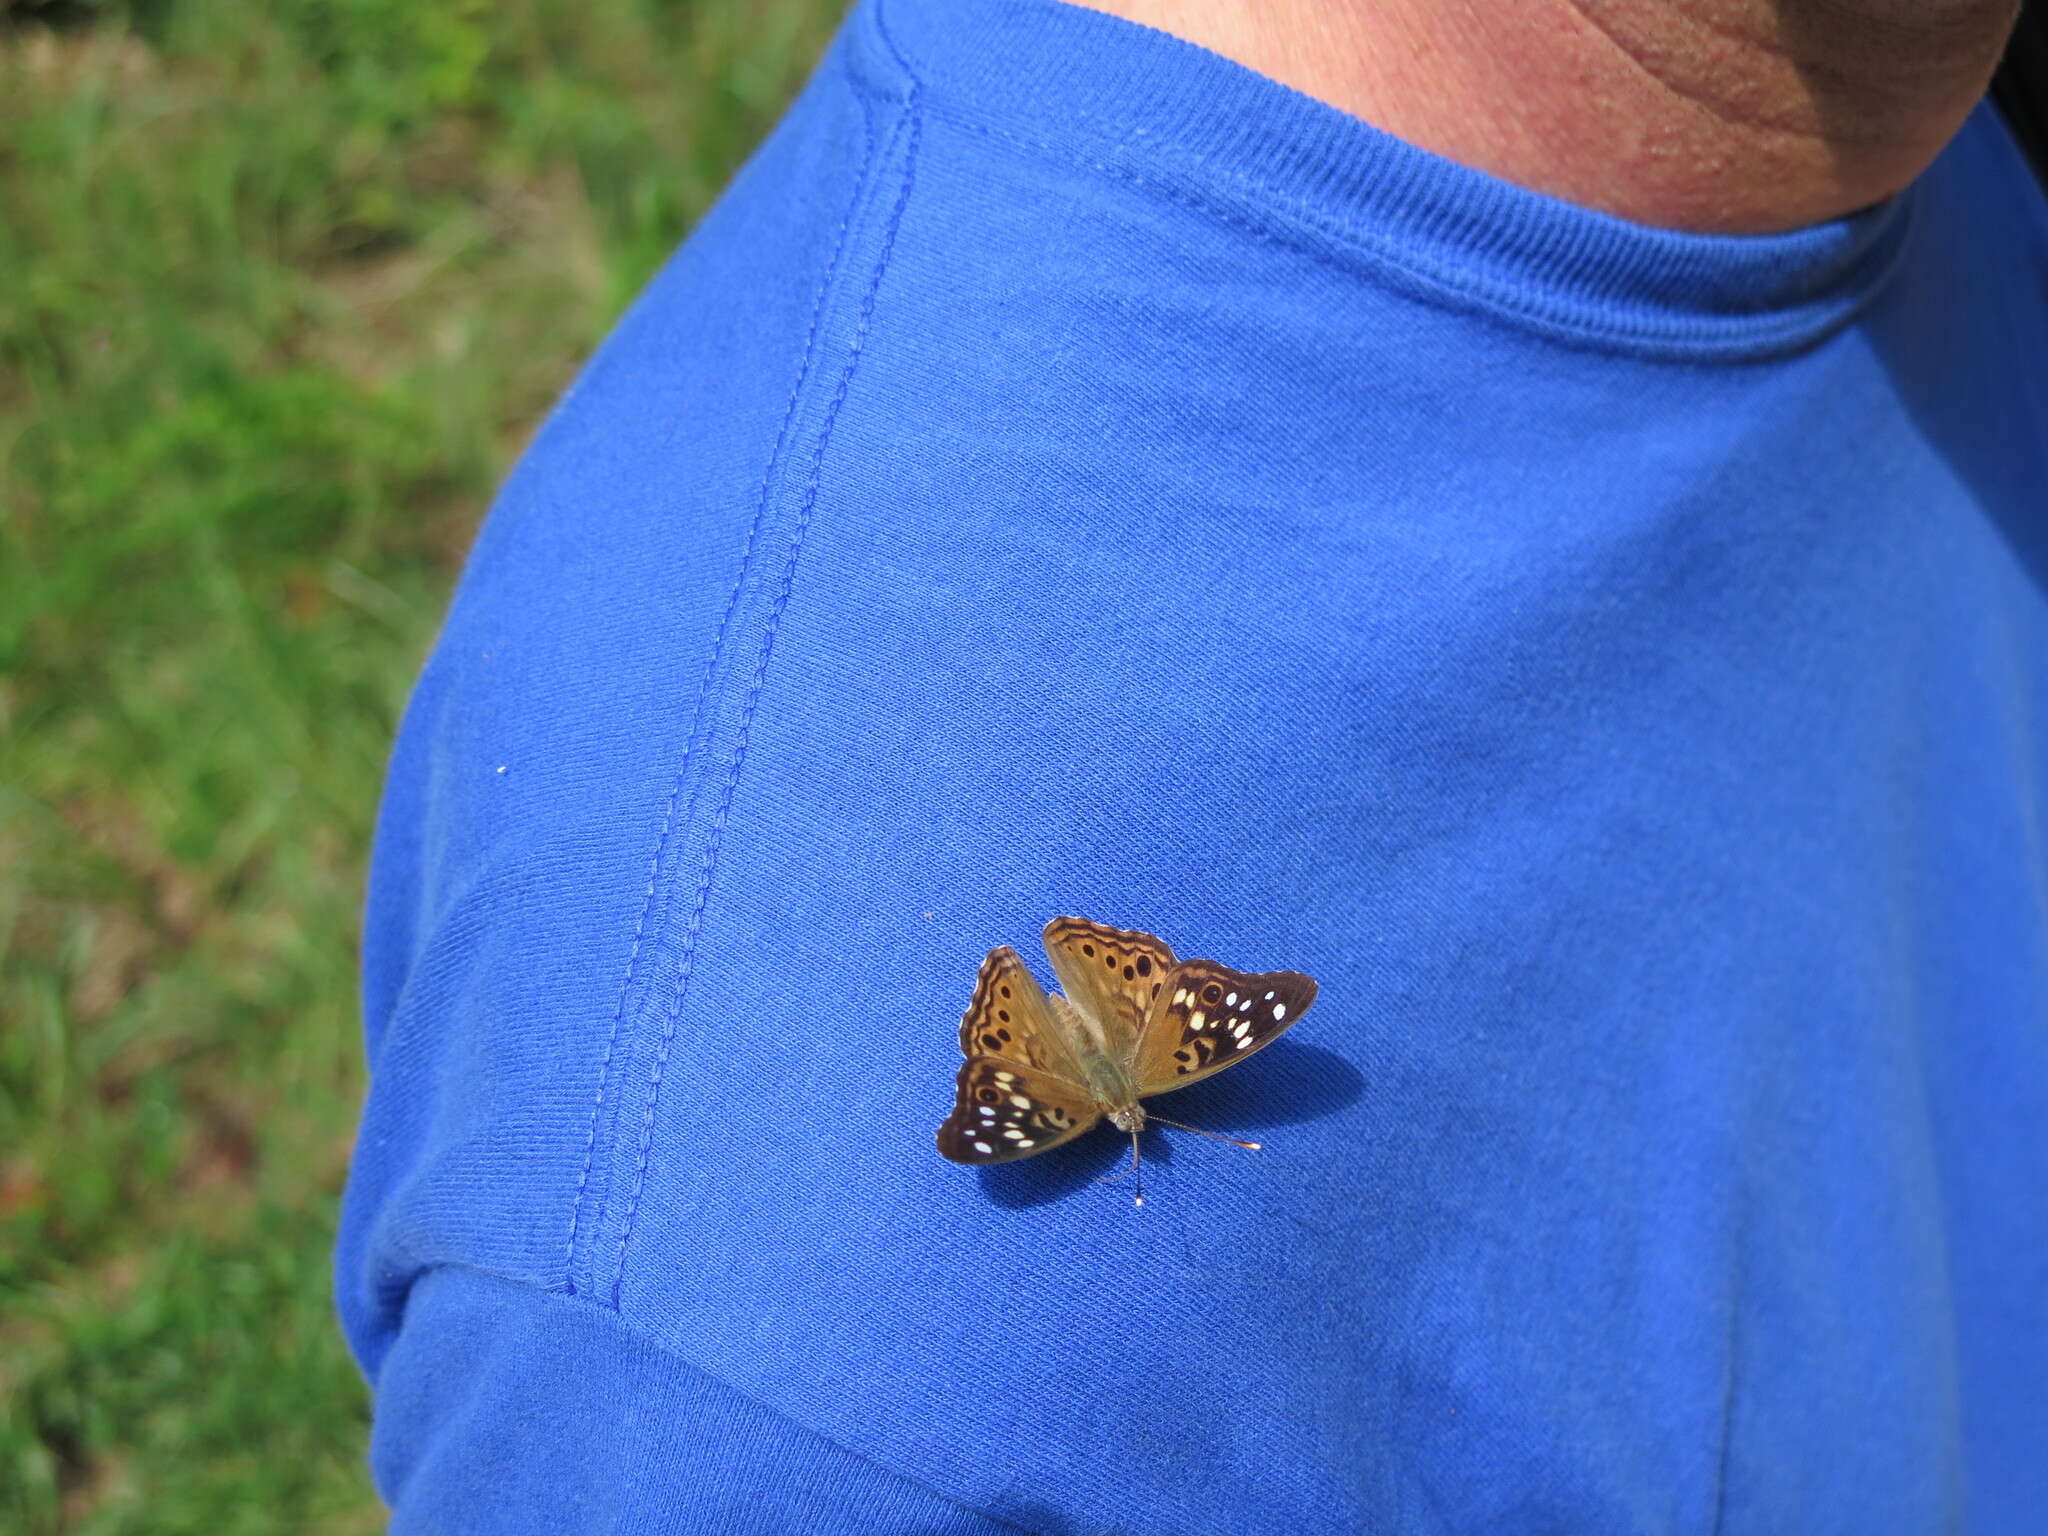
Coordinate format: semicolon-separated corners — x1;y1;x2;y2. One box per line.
557;69;891;1305
603;83;929;1308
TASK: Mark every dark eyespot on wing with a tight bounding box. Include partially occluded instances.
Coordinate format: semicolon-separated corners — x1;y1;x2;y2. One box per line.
1041;917;1178;1057
957;946;1075;1077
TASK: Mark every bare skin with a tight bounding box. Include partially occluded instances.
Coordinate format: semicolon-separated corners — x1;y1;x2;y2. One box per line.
1066;0;2021;232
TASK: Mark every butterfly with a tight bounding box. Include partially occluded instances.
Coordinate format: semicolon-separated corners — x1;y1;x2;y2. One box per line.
936;917;1318;1203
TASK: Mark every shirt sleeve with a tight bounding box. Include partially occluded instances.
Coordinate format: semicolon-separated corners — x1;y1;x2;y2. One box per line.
368;1267;1020;1534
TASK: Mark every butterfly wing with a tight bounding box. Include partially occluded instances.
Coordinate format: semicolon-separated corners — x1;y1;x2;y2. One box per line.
1041;917;1177;1059
1130;959;1317;1095
957;945;1085;1079
941;946;1101;1162
936;1057;1104;1164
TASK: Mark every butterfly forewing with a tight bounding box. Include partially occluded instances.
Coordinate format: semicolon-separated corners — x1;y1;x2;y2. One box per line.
936;1058;1103;1164
958;945;1083;1079
1041;917;1177;1059
1131;961;1317;1094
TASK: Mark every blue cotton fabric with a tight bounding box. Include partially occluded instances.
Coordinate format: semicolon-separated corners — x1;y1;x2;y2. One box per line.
336;0;2048;1529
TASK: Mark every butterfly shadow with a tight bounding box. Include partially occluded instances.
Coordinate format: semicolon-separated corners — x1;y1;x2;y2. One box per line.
977;1123;1137;1209
1153;1038;1365;1136
975;1040;1364;1210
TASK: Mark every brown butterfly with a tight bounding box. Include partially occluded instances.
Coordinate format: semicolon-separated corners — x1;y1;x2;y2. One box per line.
936;917;1318;1203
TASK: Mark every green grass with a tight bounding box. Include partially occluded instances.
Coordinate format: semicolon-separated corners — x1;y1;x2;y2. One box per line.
0;2;842;1527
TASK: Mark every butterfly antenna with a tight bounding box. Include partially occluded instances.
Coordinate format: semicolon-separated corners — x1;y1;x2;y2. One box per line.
1146;1114;1261;1151
1095;1130;1146;1207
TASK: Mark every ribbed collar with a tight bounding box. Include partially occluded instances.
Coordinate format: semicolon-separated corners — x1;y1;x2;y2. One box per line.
861;0;1917;358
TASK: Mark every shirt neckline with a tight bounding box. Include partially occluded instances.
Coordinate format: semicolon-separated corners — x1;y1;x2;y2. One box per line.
862;0;1917;361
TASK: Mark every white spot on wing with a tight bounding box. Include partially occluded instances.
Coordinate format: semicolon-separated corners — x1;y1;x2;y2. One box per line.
973;1141;992;1153
1272;1003;1287;1021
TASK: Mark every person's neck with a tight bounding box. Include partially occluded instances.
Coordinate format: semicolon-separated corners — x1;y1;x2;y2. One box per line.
1065;0;2019;233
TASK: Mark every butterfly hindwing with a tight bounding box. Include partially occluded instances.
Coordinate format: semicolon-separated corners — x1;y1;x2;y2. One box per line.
1041;916;1177;1059
1131;960;1317;1094
958;945;1083;1079
936;1057;1103;1164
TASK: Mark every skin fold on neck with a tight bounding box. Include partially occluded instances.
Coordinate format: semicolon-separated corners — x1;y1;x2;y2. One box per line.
1064;0;2021;232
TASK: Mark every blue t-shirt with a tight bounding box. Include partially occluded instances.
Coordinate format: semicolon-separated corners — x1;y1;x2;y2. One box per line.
337;0;2048;1529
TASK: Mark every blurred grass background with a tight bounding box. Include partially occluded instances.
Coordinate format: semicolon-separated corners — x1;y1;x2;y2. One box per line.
0;0;843;1527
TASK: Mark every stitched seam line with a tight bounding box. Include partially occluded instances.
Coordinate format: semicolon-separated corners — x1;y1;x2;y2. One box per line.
560;76;883;1301
407;1261;1051;1536
606;88;927;1309
919;101;1914;364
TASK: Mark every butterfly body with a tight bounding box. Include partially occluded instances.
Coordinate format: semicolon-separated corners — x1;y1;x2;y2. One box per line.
1048;993;1141;1118
936;917;1317;1167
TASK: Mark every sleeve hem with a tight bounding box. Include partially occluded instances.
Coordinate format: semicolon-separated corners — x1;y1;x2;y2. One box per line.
368;1264;1040;1535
